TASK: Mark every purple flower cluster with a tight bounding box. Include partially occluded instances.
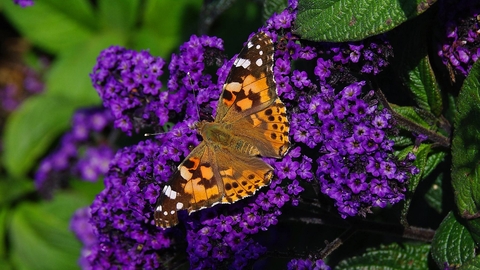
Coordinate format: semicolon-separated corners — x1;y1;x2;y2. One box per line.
185;149;306;268
35;108;114;198
167;34;225;118
70;207;96;268
313;84;416;218
91;47;166;135
437;0;480;77
260;0;415;219
85;136;182;269
13;0;33;7
287;258;331;270
90;35;224;136
322;39;393;75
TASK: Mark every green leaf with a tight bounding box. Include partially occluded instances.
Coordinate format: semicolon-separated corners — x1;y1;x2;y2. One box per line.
431;212;476;268
132;28;179;58
425;172;445;213
0;258;12;270
461;256;480;269
296;0;436;41
422;149;447;180
0;206;8;258
407;144;429;192
9;191;90;270
407;56;443;116
390;105;432;130
391;134;414;147
401;144;429;223
45;31;126;104
263;0;288;22
2;0;96;53
401;144;446;220
0;177;34;206
136;0;201;57
70;178;105;201
2;95;79;177
98;0;140;32
451;61;480;220
336;242;430;269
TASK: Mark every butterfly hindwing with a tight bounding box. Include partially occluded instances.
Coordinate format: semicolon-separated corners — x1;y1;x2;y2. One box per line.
208;145;274;204
154;142;224;228
231;97;290;158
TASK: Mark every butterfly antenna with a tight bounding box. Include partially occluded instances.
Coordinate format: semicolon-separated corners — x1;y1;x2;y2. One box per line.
144;132;162;137
187;72;201;122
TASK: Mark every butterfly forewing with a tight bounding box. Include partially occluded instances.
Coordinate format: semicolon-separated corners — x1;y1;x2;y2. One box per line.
215;33;277;123
155;32;290;228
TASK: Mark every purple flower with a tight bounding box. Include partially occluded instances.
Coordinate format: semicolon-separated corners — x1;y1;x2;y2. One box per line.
35;108;114;198
349;44;364;63
85;140;174;268
297;77;415;218
297;157;314;180
272;10;294;29
276;155;299;180
91;46;170;135
292;70;311;88
13;0;34;7
346;173;368;193
437;0;480;77
268;186;290;208
287;258;331;270
314;58;332;81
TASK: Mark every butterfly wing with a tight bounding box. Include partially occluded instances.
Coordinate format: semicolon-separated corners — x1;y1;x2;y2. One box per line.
215;32;278;124
231;97;290;158
154;140;273;228
154;142;224;228
216;32;290;158
213;148;274;204
211;32;289;202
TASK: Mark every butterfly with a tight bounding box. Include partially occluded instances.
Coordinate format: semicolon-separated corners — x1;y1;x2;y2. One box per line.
154;32;290;228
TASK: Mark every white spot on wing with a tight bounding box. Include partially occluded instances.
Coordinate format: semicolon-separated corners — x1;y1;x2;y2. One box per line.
176;202;184;210
247;41;253;48
163;211;168;216
256;44;260;49
170;210;175;214
156;205;162;211
234;58;251;69
162;185;177;200
256;58;263;66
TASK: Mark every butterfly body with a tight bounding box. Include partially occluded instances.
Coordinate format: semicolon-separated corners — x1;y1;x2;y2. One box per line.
155;32;290;228
199;121;261;156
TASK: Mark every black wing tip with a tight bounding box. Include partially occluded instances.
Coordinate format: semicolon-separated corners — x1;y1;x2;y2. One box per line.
154;204;179;228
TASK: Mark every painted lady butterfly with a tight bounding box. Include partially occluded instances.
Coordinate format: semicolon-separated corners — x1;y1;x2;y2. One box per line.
154;32;290;228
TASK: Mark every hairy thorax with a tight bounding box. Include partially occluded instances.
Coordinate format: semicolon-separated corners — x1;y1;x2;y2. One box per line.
197;121;260;156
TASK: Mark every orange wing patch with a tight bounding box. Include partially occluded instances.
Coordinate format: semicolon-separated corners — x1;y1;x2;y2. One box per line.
221;166;273;204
